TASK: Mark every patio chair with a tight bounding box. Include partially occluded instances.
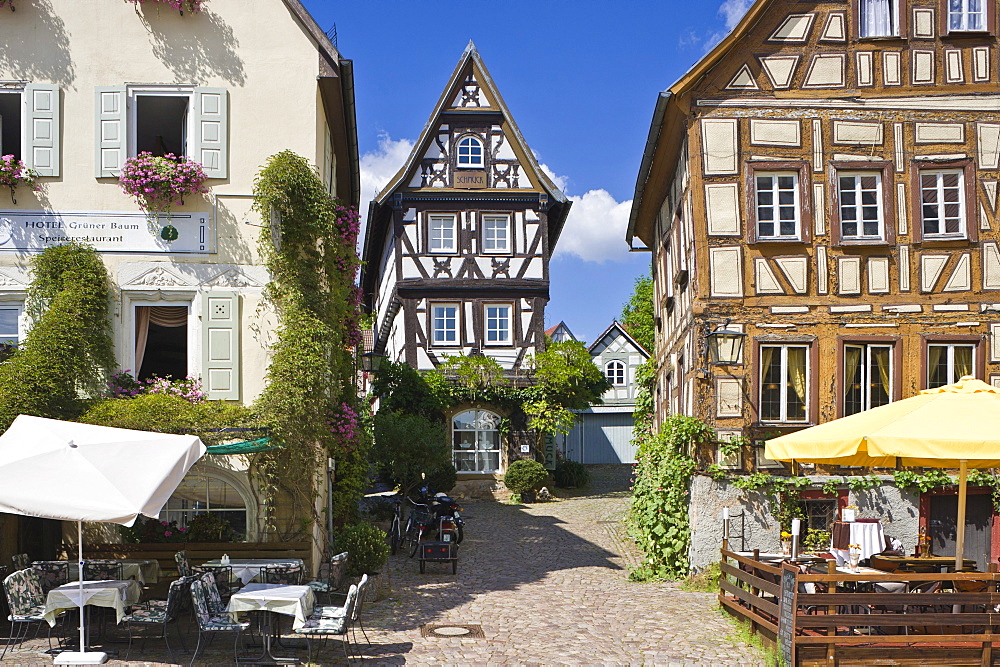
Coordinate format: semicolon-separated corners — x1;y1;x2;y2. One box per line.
312;574;370;648
83;559;123;581
10;554;29;570
297;583;358;663
262;563;303;585
121;574;188;660
1;568;61;660
199;570;229;616
307;552;348;604
196;565;235;601
31;561;69;593
174;550;192;577
189;578;249;667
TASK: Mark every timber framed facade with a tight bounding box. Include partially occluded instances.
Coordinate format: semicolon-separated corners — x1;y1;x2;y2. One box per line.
629;0;1000;568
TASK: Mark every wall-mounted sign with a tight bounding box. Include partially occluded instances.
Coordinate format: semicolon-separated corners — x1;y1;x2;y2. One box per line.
454;170;486;189
0;210;213;253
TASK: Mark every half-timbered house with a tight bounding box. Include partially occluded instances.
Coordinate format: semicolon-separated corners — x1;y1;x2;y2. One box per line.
629;0;1000;568
360;43;570;483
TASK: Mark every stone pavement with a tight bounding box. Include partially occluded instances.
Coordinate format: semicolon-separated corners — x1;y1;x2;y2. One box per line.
1;465;763;665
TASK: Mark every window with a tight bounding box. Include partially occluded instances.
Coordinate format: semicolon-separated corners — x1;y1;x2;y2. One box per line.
134;93;189;157
605;360;626;386
859;0;899;37
431;304;459;346
754;172;801;240
453;409;501;473
0;91;22;161
428;214;457;253
484;304;511;345
844;344;892;415
135;305;188;381
798;498;837;532
162;473;248;541
927;343;975;388
0;306;20;362
482;214;510;253
456;135;484;168
920;168;966;237
838;172;884;240
760;344;809;422
948;0;986;31
0;84;59;177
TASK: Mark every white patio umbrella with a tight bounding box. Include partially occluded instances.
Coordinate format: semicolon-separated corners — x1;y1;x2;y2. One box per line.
0;415;205;665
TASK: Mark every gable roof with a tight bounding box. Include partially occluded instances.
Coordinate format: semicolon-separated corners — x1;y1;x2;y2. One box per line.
627;0;771;247
589;320;650;357
545;321;577;341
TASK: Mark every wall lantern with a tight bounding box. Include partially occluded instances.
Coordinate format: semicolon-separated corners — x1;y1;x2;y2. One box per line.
706;326;747;366
360;351;387;373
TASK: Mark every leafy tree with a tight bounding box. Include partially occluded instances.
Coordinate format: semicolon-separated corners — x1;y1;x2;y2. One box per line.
530;339;611;410
371;359;450;422
621;274;654;353
371;410;449;495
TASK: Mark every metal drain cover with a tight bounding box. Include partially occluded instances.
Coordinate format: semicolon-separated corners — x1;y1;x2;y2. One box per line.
421;623;485;638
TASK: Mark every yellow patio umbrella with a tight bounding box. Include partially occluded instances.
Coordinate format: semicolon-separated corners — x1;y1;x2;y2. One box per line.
765;377;1000;571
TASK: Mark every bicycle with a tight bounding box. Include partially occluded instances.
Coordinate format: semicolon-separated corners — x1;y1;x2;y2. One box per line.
404;498;432;558
388;497;404;556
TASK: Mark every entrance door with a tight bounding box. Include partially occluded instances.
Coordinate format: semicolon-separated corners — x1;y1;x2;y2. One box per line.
929;493;993;571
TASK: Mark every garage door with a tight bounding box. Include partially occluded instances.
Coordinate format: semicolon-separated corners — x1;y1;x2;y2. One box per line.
563;412;637;464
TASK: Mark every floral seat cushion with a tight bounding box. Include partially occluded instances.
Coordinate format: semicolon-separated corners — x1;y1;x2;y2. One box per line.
306;581;331;592
10;604;47;622
123;607;168;624
310;605;347;619
203;615;249;631
297;615;348;635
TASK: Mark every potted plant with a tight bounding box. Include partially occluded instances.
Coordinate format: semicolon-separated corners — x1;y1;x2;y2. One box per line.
332;522;390;602
0;155;37;204
119;152;208;239
503;459;549;503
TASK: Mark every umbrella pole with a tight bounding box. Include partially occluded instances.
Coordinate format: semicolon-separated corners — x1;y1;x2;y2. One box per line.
956;460;968;574
78;521;85;653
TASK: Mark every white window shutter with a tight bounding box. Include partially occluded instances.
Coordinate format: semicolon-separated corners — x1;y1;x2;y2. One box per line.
24;84;60;177
192;87;228;178
201;291;241;400
95;86;126;177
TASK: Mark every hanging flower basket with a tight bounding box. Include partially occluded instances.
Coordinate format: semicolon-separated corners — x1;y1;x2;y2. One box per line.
119;152;208;235
125;0;203;14
0;155;37;204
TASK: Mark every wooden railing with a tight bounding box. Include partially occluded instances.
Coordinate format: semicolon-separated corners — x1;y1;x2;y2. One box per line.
720;548;1000;666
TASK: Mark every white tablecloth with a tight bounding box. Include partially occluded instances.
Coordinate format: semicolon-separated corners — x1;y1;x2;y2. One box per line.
227;583;314;630
53;560;160;585
44;579;141;627
202;558;304;585
830;522;886;565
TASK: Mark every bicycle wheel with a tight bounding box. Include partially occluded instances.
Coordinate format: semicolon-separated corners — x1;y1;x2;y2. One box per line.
408;528;423;558
389;515;401;555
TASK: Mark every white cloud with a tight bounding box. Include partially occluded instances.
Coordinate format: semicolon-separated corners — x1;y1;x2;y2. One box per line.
359;133;414;222
719;0;753;30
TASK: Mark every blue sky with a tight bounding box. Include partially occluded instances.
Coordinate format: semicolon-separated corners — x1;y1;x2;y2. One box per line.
302;0;752;344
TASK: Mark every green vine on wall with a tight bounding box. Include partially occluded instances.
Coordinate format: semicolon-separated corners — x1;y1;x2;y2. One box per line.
251;151;367;541
0;243;115;429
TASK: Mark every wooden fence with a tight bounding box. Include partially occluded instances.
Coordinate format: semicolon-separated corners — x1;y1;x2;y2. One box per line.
720;548;1000;666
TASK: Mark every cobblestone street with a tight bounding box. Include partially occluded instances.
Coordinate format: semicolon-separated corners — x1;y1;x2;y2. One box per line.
2;466;762;665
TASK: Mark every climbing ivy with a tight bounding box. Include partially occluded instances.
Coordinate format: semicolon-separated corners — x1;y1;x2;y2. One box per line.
627;414;714;580
893;469;1000;512
0;243;115;430
250;151;367;540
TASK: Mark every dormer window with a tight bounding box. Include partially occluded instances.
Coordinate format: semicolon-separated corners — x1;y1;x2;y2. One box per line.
456;135;484;168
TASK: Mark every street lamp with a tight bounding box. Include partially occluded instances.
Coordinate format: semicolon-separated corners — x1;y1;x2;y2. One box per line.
706;326;747;366
359;351;387;373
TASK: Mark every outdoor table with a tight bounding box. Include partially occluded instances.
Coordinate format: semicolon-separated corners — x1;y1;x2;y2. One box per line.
227;583;314;663
202;558;305;585
830;521;885;565
43;579;142;627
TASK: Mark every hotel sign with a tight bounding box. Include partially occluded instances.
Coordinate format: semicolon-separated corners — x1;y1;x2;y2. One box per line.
0;210;213;253
454;170;486;189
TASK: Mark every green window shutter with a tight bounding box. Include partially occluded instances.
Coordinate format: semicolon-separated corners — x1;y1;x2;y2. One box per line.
201;291;240;400
24;84;60;177
191;87;227;178
95;86;126;177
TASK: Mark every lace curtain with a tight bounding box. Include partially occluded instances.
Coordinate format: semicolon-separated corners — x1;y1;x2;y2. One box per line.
860;0;895;37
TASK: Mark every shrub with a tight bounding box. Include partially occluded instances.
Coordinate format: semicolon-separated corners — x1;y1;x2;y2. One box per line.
503;459;549;495
553;459;590;488
186;513;239;542
333;523;390;576
371;410;449;495
425;464;457;494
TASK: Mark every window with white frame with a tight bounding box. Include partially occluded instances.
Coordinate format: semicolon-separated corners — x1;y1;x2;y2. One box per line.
859;0;899;37
605;360;626;386
161;472;248;540
844;344;892;415
456;135;484;168
453;409;501;473
927;343;975;388
134;92;190;157
484;304;511;345
481;214;510;253
0;306;20;362
948;0;986;31
431;304;459;346
754;172;800;240
838;172;884;240
428;214;457;253
760;344;809;422
0;84;59;177
920;169;965;237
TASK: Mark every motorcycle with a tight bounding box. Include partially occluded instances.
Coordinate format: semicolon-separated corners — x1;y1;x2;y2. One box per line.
416;486;465;544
